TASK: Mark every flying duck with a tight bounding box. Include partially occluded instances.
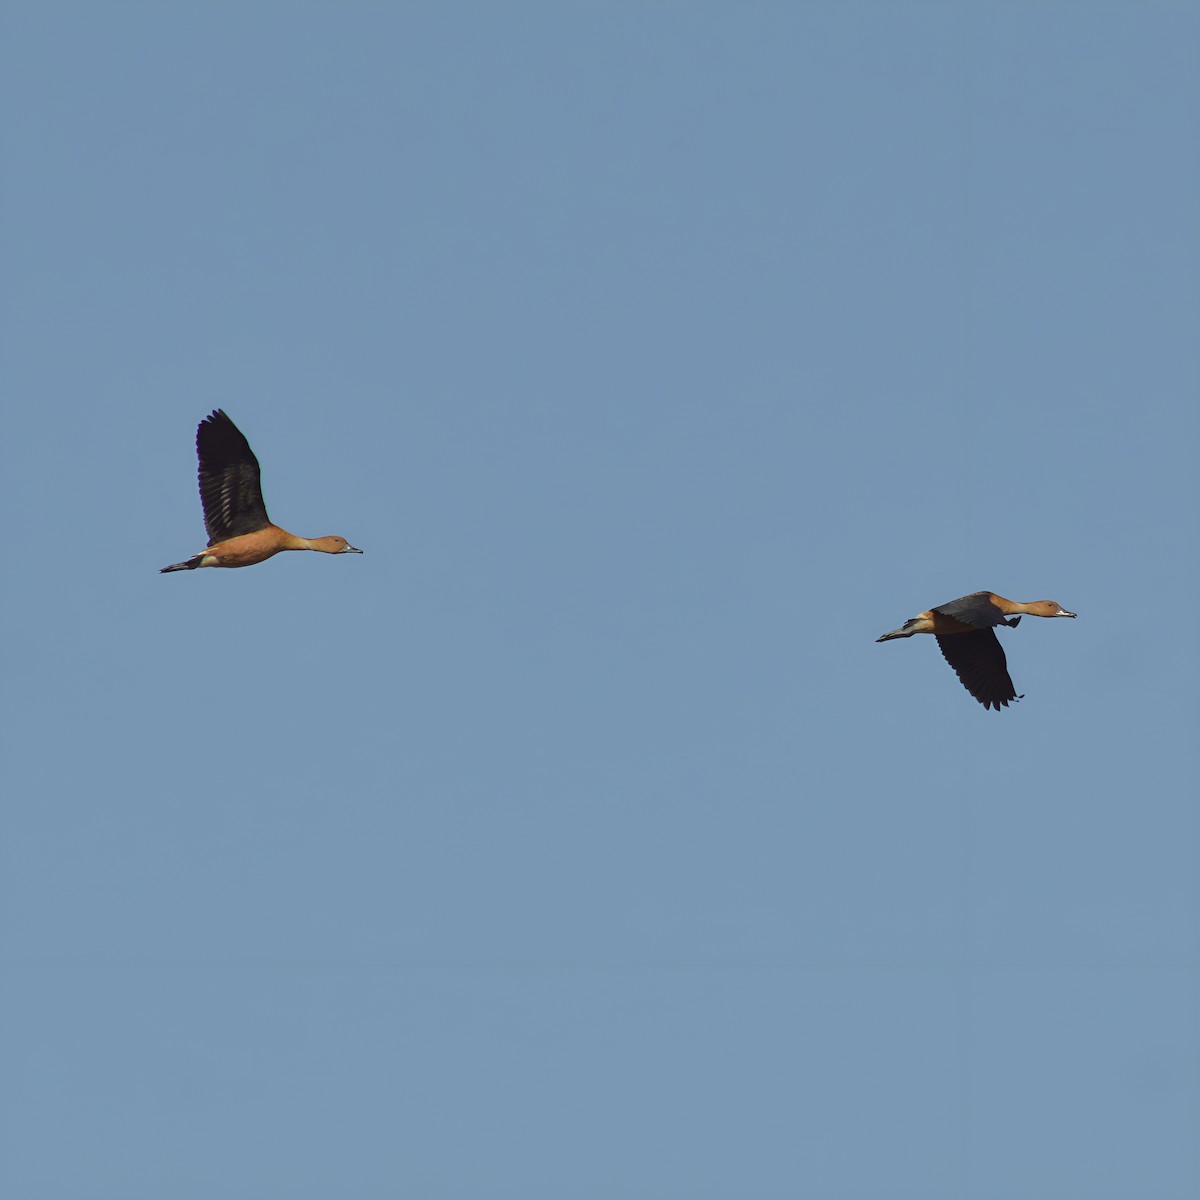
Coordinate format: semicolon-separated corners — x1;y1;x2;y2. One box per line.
161;410;362;572
877;591;1075;709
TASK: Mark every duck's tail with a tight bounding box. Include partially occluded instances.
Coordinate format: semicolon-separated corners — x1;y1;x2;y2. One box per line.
876;620;918;643
160;554;203;573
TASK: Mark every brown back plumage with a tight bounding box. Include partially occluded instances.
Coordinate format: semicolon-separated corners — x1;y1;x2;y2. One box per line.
931;592;1007;629
197;410;271;545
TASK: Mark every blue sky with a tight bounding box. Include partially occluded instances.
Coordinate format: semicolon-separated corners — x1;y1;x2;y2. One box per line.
2;3;1197;1196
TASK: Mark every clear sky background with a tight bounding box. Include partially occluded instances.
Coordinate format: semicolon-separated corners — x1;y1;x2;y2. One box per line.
2;3;1197;1197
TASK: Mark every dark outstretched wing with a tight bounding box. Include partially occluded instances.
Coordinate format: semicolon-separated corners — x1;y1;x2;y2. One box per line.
932;591;1006;630
196;410;271;545
936;629;1020;710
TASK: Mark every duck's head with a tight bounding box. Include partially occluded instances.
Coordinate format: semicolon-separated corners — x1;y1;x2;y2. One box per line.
310;535;363;555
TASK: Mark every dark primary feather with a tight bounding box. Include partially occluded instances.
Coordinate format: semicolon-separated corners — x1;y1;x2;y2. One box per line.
936;629;1020;711
196;410;270;544
932;591;1006;630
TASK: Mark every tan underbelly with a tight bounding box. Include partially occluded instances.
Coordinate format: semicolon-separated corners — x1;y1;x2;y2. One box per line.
206;529;288;568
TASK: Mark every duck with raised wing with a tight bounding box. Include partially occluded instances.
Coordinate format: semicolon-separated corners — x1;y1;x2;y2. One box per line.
161;410;362;573
876;591;1075;710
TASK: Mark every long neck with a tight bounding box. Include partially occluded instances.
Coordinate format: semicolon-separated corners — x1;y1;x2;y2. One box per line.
988;593;1028;615
991;594;1056;617
277;528;312;552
